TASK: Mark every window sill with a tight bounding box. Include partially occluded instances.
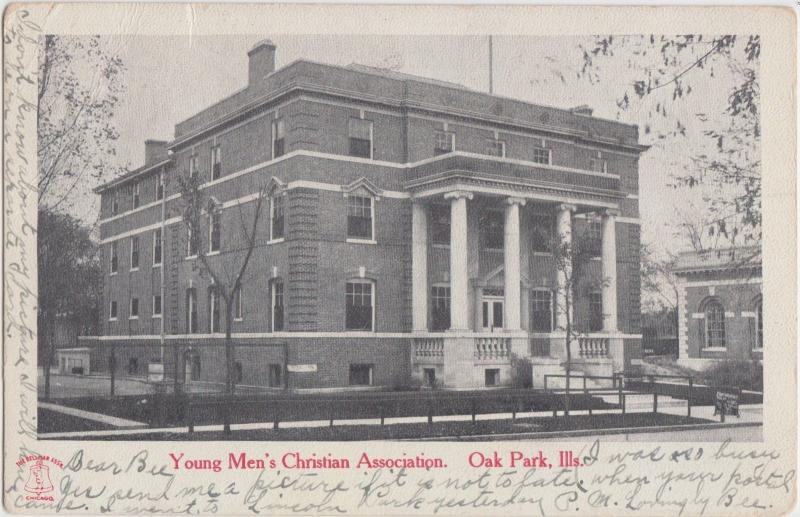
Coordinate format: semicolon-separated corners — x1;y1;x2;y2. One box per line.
186;255;197;261
153;263;162;268
153;314;162;319
110;271;118;276
109;318;117;322
129;316;139;320
346;238;376;245
702;347;727;352
532;251;552;257
130;268;139;272
234;318;243;322
267;238;285;245
344;329;375;333
207;250;220;257
432;243;450;249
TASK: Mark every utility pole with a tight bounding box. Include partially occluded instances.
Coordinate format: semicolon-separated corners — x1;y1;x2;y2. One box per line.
488;35;494;94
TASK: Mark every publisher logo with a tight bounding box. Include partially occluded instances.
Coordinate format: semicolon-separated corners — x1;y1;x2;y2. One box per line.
16;455;62;502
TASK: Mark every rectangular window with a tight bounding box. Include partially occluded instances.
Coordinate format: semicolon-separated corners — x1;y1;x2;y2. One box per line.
480;211;504;249
132;183;140;209
209;288;220;333
209;211;221;252
348;118;372;158
110;300;118;321
589;157;607;173
530;214;552;253
532;147;551;165
129;297;139;319
268;363;283;388
189;154;198;178
589;291;603;332
153;228;162;265
271;281;284;331
270;195;284;240
186;288;197;333
430;205;450;245
110;242;118;273
272;119;285;158
211;145;221;180
347;195;373;240
156;172;164;200
153;295;162;317
128;358;138;375
111;193;119;215
130;236;139;270
233;288;242;320
349;364;374;386
583;220;602;257
530;290;553;332
424;368;436;387
485;368;500;387
346;281;374;331
431;286;451;331
486;140;505;157
187;228;197;257
434;131;454;155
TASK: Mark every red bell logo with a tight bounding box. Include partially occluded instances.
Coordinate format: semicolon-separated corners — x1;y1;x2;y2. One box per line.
24;460;54;494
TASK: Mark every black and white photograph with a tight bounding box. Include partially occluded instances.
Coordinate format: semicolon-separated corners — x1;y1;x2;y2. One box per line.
5;4;797;515
33;31;767;442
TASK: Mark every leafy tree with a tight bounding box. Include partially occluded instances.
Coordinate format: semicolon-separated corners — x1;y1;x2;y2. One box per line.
578;35;761;245
38;208;102;400
38;35;126;216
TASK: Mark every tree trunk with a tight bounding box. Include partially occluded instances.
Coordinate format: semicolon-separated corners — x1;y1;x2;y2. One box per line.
224;298;235;395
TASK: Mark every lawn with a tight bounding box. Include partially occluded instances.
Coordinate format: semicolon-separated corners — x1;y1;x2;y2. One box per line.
42;412;713;441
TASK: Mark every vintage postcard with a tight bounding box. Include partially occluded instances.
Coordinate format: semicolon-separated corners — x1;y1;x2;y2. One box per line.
3;3;797;515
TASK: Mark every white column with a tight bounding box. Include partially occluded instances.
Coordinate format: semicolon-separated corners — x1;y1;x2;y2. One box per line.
555;203;576;331
601;208;619;332
504;197;526;331
411;201;428;332
444;191;473;331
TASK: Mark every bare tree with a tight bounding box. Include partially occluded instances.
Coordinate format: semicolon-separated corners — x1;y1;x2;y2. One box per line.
178;173;268;397
542;218;608;415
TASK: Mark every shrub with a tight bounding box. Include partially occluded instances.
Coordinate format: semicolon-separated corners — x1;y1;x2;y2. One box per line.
510;354;533;388
700;360;763;392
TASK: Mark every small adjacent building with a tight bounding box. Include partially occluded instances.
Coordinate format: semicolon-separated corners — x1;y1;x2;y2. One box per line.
674;246;762;368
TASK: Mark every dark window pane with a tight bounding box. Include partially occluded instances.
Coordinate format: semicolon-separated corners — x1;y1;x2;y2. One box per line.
480;211;504;249
349;138;371;158
349;364;373;386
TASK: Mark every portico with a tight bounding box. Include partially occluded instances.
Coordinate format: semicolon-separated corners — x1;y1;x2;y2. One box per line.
408;167;627;387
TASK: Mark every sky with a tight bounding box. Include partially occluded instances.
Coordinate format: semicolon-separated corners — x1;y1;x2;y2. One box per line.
71;34;753;264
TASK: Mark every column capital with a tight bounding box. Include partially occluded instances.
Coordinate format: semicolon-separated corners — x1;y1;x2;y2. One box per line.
444;190;474;201
557;203;577;213
505;196;527;207
602;208;621;218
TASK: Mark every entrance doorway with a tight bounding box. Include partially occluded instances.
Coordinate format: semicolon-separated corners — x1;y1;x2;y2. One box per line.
482;296;504;331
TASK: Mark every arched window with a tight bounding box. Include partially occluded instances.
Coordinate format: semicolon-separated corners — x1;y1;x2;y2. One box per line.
703;299;726;348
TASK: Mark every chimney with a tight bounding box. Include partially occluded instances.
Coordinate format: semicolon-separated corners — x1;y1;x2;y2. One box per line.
570;105;594;117
144;139;168;165
248;39;276;86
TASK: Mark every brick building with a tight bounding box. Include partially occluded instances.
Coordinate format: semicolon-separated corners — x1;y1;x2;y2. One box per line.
86;39;647;389
674;246;762;368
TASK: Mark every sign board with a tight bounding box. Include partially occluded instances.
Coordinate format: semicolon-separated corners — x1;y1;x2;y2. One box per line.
148;362;165;382
714;390;740;417
287;364;317;373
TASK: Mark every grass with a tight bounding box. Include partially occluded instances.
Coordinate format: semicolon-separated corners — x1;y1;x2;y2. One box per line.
45;412;713;441
37;408;118;433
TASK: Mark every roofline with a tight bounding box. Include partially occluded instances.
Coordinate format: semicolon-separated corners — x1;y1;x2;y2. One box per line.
169;58;646;152
93;158;171;194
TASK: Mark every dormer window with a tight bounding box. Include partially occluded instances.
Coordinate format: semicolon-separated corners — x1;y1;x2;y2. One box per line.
348;118;372;159
211;145;221;180
486;139;505;158
272;119;285;158
434;131;454;156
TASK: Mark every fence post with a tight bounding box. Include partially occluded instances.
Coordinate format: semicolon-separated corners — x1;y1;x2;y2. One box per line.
651;376;657;414
618;381;624;413
687;378;693;419
544;375;548;393
109;348;116;397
